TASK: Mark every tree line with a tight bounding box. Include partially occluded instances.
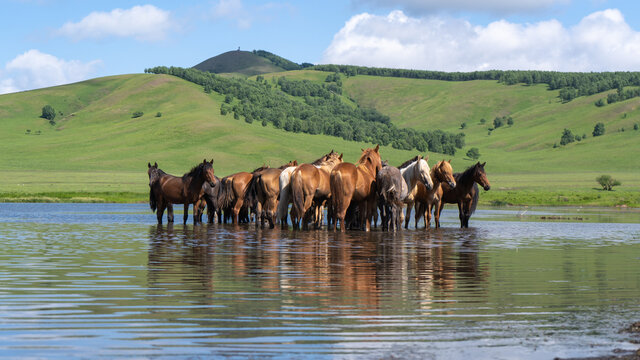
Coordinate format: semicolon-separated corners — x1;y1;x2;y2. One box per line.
310;64;640;103
144;66;465;155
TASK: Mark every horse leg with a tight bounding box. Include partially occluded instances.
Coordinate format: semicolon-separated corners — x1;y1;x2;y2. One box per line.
233;200;243;224
183;204;189;225
167;204;174;223
457;202;465;228
426;202;433;229
462;199;471;228
404;201;413;229
157;201;165;225
414;201;423;229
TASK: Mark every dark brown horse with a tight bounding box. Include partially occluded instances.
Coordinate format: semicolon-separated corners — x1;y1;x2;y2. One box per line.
290;150;343;230
414;160;456;228
248;161;298;229
148;160;217;225
438;162;490;228
329;145;382;232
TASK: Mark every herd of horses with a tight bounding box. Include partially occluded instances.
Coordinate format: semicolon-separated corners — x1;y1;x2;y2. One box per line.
147;146;491;231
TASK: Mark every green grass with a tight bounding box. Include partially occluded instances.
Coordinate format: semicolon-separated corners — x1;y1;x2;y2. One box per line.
0;71;638;207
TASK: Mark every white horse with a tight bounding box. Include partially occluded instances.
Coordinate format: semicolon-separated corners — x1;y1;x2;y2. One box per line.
276;165;298;228
399;155;434;228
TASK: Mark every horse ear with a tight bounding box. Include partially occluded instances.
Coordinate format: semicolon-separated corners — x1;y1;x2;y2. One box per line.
481;162;486;167
361;148;364;152
339;153;343;160
148;162;151;168
375;144;380;152
425;155;429;162
417;155;422;160
448;159;451;163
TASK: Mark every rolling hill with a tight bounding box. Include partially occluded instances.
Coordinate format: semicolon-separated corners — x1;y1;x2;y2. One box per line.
0;56;639;205
193;50;287;76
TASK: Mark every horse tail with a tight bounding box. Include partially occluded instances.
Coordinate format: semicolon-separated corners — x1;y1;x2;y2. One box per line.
330;170;346;218
149;187;157;212
245;174;259;210
219;177;234;209
470;182;479;215
290;171;305;221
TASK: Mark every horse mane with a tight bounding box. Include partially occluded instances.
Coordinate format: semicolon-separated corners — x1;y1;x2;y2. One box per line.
278;160;297;169
183;162;206;180
398;156;420;169
456;163;478;183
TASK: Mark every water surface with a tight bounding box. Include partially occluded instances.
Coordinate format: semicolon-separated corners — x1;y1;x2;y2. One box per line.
0;203;639;359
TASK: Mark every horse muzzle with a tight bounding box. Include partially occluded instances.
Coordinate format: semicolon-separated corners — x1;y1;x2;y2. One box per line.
483;185;491;191
448;181;456;189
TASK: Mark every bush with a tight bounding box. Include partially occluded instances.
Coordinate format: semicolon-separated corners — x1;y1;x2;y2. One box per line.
41;105;56;121
560;128;575;145
155;112;162;117
132;111;144;118
460;122;467;129
466;147;480;160
592;122;605;137
596;175;621;191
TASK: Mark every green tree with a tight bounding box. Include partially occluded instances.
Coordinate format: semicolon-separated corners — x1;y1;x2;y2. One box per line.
595;98;606;107
41;105;56;122
132;111;144;118
596;175;621;191
592;122;605;137
460;122;467;129
560;128;575;145
466;147;480;160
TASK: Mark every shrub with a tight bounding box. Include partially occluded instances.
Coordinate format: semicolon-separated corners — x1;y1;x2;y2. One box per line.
596;175;621;191
466;147;480;160
41;105;56;121
560;128;575;145
132;111;144;118
595;98;606;107
634;123;639;130
592;122;605;137
155;112;162;117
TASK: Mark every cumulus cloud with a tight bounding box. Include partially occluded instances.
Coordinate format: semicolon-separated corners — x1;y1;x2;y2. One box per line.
210;0;294;29
353;0;568;15
0;49;101;94
323;9;640;72
58;4;173;41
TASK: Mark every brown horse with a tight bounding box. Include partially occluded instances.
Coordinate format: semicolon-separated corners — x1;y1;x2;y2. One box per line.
438;162;491;228
249;160;298;229
414;160;456;228
290;150;343;230
329;145;382;232
219;165;269;224
148;159;217;225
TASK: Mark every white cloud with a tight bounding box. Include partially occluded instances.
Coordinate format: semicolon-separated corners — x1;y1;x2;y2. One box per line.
353;0;568;15
323;9;640;72
210;0;294;29
0;49;101;94
58;4;173;41
213;0;251;29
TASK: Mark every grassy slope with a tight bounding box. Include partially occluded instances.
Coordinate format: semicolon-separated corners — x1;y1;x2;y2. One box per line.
0;74;418;201
1;70;638;205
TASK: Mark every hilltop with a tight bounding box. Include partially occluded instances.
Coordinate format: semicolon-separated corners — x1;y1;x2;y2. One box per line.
193;49;310;76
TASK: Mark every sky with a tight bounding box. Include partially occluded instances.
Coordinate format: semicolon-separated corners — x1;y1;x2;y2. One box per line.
2;0;640;94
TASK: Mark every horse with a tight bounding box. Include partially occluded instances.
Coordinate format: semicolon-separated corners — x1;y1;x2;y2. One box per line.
276;165;298;228
413;160;456;228
398;155;434;229
248;160;298;229
218;166;265;224
437;162;491;228
148;159;217;225
376;164;408;231
290;150;343;230
197;177;221;224
329;145;382;232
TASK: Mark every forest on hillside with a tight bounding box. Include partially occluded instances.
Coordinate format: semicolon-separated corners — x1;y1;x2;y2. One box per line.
311;64;640;103
145;66;465;154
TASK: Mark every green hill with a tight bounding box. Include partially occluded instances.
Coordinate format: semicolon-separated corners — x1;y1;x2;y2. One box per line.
0;67;638;206
193;50;286;76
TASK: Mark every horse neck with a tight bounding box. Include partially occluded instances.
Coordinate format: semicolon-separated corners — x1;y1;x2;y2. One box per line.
401;161;419;189
456;170;476;191
430;166;442;185
357;157;378;178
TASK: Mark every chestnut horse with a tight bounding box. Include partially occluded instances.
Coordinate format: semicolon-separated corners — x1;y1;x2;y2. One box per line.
329;145;382;232
290;150;343;230
249;160;298;229
219;166;266;224
148;159;217;225
413;160;456;228
438;162;491;228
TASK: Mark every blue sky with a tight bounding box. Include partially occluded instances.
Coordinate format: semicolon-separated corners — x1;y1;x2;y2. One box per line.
2;0;640;94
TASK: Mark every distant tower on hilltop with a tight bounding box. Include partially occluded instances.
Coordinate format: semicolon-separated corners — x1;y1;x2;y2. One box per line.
237;47;240;51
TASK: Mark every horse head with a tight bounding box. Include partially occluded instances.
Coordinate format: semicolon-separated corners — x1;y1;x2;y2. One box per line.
436;160;456;189
358;144;382;175
417;155;434;190
474;162;491;191
202;159;218;187
147;162;160;186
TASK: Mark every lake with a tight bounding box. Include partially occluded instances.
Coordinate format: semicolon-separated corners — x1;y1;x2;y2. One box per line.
0;203;638;359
